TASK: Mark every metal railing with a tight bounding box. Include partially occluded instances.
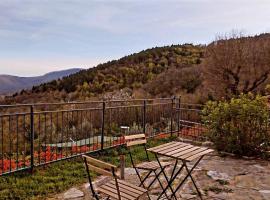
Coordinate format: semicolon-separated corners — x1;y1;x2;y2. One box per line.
0;98;204;176
178;103;206;141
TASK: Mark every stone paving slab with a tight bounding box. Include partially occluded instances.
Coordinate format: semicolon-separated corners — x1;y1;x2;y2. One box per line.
50;154;270;200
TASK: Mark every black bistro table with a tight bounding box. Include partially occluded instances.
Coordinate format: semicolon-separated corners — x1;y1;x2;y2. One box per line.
147;141;214;200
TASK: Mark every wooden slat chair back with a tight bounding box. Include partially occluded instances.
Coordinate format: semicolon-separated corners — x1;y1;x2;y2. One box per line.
124;134;149;163
124;134;150;164
83;155;117;177
82;155;148;200
83;155;119;200
124;134;147;147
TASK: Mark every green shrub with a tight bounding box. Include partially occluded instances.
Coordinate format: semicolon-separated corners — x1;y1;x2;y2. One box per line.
202;94;270;156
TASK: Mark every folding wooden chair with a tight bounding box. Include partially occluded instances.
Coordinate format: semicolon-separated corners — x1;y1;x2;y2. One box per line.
83;155;148;200
124;134;171;198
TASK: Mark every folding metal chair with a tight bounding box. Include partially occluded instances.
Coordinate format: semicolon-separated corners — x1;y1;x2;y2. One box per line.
124;134;171;198
83;155;148;200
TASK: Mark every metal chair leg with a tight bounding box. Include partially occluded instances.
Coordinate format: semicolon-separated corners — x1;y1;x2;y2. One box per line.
137;167;169;199
155;154;178;200
154;170;170;199
84;157;100;200
170;160;178;181
146;191;151;200
139;171;153;187
170;156;204;199
184;164;203;200
157;163;185;200
146;167;164;189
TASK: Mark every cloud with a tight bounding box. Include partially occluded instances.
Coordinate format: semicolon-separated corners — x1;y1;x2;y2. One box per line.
0;0;270;76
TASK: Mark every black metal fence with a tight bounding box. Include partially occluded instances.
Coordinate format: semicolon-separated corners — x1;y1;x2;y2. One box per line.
0;98;204;176
178;103;206;141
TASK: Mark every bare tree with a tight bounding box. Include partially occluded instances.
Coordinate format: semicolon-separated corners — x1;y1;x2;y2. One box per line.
203;32;270;99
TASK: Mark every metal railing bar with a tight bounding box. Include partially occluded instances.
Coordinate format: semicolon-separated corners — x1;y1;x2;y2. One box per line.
0;98;173;108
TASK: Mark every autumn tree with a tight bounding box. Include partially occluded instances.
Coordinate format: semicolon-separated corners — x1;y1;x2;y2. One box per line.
203;33;270;99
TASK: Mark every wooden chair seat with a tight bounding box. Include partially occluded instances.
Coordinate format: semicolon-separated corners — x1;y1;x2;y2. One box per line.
97;179;147;200
135;161;171;171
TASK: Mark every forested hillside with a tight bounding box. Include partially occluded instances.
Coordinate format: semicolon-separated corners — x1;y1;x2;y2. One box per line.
3;33;270;105
5;44;204;104
32;44;203;94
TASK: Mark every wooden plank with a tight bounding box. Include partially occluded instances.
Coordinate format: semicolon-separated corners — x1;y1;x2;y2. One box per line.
148;142;180;153
124;134;145;141
126;139;147;147
157;143;190;154
173;147;201;158
100;185;135;200
151;142;182;152
105;183;138;199
156;143;188;154
147;141;177;152
186;149;214;161
83;155;117;170
98;187;128;200
138;161;170;170
107;182;140;197
88;164;113;177
117;179;147;193
180;147;208;160
110;181;143;195
163;145;195;156
137;162;158;170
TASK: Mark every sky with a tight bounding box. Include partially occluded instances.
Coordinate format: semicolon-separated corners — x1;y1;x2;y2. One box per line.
0;0;270;77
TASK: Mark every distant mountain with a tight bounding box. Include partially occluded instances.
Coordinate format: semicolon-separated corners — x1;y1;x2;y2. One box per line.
0;68;82;95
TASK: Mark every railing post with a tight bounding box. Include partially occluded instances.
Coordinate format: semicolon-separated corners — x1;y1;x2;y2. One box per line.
101;101;105;151
143;100;146;135
30;105;34;172
177;96;181;136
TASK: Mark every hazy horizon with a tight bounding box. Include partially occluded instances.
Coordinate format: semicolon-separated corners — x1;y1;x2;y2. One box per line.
1;0;270;76
0;67;83;77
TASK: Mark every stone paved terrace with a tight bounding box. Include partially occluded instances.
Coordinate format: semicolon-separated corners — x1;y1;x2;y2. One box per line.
50;153;270;200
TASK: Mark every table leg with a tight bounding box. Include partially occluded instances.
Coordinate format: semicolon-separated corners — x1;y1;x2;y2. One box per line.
184;164;203;200
170;160;178;181
155;154;180;200
170;156;204;200
139;171;153;187
139;168;169;199
154;170;170;199
147;167;164;189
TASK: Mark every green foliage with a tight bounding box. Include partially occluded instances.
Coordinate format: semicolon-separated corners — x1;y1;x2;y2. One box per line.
144;65;202;97
202;94;270;156
0;137;175;199
0;159;88;200
30;45;204;96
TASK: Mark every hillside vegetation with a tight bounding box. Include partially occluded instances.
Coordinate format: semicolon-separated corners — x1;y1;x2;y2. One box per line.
32;44;203;95
3;33;270;104
5;44;204;104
